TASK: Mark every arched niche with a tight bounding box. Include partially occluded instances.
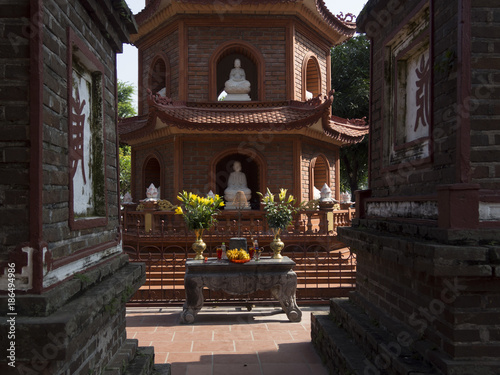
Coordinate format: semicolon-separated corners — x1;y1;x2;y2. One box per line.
143;155;162;198
210;149;267;210
149;53;170;96
302;53;322;100
209;41;265;101
310;154;331;200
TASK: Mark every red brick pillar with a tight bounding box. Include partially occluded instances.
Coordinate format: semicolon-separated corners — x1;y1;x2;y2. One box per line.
437;184;480;229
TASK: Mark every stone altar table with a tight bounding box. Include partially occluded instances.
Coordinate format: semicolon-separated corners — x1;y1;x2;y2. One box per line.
180;257;302;323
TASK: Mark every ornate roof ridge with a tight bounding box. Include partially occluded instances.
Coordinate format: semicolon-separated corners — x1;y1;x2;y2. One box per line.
119;91;334;140
134;0;162;26
330;114;368;127
134;0;356;37
314;0;357;34
323;115;369;144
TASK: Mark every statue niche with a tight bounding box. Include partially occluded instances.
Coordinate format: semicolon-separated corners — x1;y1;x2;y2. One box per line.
224;161;251;209
224;58;251;101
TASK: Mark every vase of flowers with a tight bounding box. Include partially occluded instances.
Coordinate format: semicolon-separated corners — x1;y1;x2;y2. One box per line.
176;191;225;260
258;188;300;259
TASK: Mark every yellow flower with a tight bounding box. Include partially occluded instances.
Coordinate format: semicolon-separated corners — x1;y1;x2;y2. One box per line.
175;206;183;215
220;201;225;207
279;188;287;201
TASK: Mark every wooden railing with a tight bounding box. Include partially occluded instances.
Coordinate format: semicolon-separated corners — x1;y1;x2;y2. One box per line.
121;205;356;305
121;206;355;241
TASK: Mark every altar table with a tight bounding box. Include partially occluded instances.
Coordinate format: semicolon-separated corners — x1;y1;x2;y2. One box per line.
180;256;302;323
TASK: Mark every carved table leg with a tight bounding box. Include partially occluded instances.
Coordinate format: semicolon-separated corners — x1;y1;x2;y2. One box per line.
180;275;204;324
271;271;302;322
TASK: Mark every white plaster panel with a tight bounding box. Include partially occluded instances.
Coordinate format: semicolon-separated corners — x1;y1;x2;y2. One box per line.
479;202;500;221
72;69;93;216
366;200;438;220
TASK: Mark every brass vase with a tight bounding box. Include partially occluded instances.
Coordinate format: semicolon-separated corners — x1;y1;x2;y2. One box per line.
270;227;284;259
192;229;206;260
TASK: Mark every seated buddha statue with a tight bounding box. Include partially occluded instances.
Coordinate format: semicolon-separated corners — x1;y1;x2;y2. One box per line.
224;161;251;209
224;59;251;101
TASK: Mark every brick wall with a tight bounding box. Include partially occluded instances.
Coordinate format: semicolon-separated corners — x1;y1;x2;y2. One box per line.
133;134;300;202
337;0;500;370
0;0;30;259
133;139;175;202
470;2;500;189
186;25;286;102
140;30;179;113
368;1;460;198
340;226;500;361
294;31;328;100
301;142;336;202
181;136;294;193
41;0;120;261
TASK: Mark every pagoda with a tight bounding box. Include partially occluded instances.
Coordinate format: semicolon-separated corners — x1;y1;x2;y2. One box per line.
119;0;368;206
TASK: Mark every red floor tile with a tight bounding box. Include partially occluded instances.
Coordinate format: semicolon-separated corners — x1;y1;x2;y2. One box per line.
126;306;330;375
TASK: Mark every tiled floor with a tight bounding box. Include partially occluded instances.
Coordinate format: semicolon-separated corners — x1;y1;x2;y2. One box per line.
126;305;330;375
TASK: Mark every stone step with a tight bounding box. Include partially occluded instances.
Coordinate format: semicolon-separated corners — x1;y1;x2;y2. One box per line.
104;341;171;375
312;312;378;375
346;294;500;375
326;298;439;375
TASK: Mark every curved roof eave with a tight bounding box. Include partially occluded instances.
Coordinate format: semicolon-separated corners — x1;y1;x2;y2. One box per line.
132;0;356;44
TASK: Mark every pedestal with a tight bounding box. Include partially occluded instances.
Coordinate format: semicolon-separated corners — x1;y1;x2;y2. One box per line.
180;257;301;324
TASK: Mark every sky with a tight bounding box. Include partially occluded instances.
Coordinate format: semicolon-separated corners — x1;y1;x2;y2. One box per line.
117;0;367;108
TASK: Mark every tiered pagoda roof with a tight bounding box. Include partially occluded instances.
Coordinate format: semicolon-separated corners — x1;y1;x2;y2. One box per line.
132;0;356;44
119;91;368;144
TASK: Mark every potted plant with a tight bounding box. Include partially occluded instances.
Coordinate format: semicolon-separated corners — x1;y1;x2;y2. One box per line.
176;191;225;260
257;188;300;259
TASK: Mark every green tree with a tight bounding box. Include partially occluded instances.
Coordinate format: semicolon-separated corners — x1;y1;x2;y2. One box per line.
117;80;136;195
119;145;131;194
331;34;370;200
118;80;136;119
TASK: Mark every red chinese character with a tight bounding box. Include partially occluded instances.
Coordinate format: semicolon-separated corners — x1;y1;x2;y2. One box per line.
70;89;87;184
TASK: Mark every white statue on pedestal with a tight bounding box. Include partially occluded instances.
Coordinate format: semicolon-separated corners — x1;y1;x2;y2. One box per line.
224;161;251;209
224;59;251;101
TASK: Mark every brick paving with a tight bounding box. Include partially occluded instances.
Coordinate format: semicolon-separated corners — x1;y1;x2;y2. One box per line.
126;305;330;375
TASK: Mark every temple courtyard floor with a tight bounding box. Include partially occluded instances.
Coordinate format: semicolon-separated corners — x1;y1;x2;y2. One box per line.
126;305;330;375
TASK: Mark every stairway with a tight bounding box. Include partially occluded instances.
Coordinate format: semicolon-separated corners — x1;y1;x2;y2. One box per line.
311;296;440;375
104;339;171;375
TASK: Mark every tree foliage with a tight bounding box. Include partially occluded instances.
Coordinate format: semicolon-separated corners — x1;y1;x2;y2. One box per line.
117;80;136;119
117;80;136;195
119;145;131;195
331;34;370;200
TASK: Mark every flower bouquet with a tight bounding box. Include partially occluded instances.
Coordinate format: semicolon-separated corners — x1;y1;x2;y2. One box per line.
257;188;301;259
176;191;224;259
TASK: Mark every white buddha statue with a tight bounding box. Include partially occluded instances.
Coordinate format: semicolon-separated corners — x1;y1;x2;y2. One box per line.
224;161;251;209
224;58;251;101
